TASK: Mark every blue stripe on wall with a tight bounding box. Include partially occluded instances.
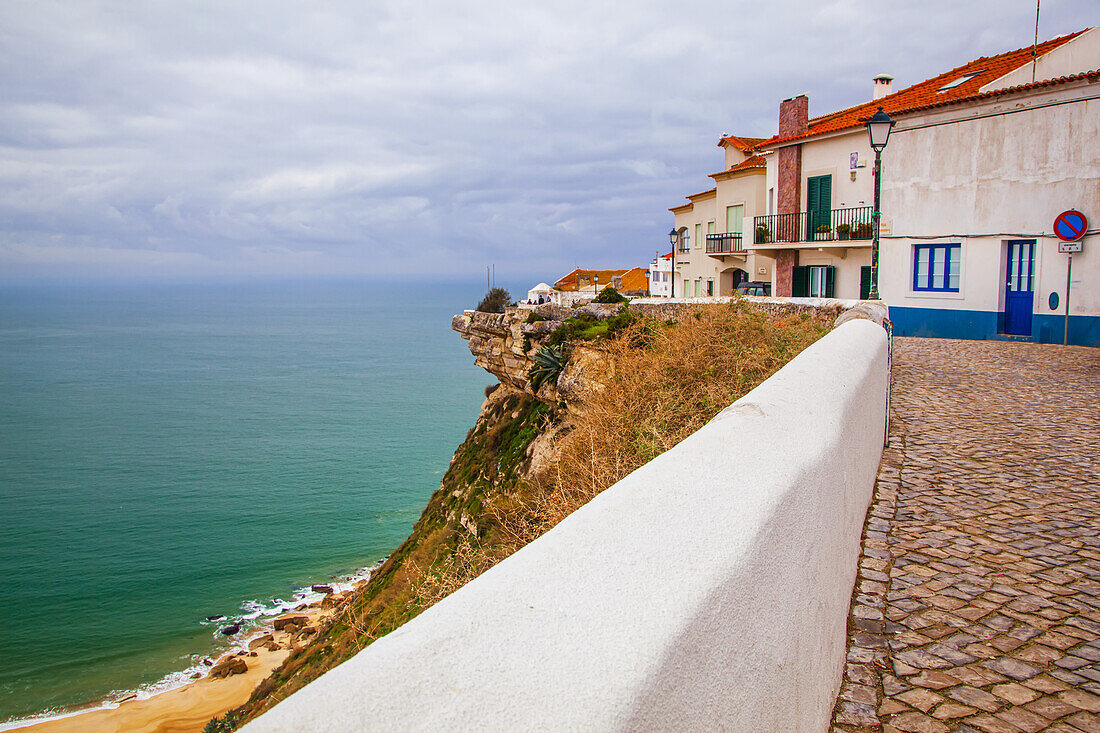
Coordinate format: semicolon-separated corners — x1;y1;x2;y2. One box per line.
890;306;1100;347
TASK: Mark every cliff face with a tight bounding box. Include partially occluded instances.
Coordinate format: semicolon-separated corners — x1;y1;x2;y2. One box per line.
230;380;559;726
228;296;864;730
450;302;622;396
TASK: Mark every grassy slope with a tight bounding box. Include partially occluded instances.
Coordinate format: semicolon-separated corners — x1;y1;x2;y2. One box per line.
220;300;832;730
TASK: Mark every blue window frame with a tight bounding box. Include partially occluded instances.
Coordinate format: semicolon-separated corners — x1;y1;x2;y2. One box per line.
913;243;961;292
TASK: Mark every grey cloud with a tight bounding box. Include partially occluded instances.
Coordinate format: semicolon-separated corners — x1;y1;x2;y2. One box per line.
0;0;1090;280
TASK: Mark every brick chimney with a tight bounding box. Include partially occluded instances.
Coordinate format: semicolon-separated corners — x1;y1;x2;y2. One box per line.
873;74;894;100
778;94;809;138
775;95;808;297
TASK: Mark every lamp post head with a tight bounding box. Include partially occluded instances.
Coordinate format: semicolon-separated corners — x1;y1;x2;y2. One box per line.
668;228;679;246
866;106;896;152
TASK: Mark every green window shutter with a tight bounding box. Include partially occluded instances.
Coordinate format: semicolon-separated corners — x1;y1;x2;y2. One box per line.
792;266;809;297
860;266;872;300
825;266;836;298
807;175;832;234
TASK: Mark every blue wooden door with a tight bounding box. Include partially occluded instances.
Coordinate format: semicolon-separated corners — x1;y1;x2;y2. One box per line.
1003;240;1035;335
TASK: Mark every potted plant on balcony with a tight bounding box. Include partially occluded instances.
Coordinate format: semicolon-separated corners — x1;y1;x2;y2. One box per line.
853;222;873;240
836;223;850;241
815;224;831;241
755;223;770;244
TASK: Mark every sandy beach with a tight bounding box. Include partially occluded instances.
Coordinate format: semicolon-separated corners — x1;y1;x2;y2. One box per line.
15;601;344;733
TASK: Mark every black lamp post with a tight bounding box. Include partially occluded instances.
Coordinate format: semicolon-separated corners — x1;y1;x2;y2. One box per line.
866;106;895;300
668;228;680;298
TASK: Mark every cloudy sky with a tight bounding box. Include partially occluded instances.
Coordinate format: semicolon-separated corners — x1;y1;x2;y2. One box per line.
0;1;1091;282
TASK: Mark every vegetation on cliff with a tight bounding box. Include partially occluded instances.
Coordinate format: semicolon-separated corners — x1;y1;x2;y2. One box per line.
226;300;829;728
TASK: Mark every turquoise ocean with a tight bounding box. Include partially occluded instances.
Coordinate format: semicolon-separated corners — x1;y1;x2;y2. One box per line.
0;279;495;725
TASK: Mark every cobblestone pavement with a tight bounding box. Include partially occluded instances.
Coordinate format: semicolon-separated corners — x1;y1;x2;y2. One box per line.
832;337;1100;733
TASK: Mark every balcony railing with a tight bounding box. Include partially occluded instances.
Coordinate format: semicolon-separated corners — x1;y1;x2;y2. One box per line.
705;233;745;255
753;206;873;244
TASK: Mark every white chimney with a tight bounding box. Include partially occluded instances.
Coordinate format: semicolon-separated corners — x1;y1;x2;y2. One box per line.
873;74;894;100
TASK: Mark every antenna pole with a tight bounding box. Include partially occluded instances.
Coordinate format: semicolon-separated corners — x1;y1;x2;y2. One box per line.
1032;0;1040;83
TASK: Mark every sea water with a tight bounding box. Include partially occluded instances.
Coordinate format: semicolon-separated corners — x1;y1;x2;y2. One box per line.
0;279;493;724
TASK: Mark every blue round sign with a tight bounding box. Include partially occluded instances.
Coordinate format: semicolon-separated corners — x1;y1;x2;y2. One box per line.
1054;210;1087;242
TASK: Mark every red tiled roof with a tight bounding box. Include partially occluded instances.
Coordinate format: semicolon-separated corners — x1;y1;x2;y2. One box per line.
884;67;1100;117
711;154;767;179
554;268;649;292
718;134;768;150
753;29;1088;149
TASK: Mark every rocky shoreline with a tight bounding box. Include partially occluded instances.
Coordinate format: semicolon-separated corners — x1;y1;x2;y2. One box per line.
8;583;366;733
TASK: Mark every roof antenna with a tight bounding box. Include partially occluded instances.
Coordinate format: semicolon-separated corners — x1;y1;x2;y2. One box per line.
1032;0;1040;83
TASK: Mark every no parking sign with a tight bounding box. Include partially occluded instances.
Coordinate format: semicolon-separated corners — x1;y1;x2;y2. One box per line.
1054;210;1087;252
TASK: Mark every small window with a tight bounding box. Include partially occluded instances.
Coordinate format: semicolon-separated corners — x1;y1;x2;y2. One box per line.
808;266;829;297
913;244;961;292
937;71;983;92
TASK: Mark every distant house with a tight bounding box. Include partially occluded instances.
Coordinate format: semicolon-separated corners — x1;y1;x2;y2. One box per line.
526;283;553;302
648;251;674;297
554;268;649;296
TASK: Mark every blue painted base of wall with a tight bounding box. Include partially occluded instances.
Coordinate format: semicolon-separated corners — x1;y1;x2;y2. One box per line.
890;306;1100;347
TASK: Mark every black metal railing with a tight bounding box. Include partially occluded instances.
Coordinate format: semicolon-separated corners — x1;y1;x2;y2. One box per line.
677;243;690;253
705;233;745;254
753;206;873;244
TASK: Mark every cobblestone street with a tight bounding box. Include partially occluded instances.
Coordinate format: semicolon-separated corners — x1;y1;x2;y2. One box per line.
832;337;1100;733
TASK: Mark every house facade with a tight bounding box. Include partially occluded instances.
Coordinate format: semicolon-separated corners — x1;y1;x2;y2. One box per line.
880;59;1099;345
667;136;774;297
664;27;1098;345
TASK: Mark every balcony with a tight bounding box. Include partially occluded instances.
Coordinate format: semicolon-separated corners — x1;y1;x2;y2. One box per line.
753;206;873;245
705;233;745;256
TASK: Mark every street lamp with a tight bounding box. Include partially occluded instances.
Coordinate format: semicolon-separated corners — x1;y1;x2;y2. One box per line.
865;106;895;300
668;228;679;298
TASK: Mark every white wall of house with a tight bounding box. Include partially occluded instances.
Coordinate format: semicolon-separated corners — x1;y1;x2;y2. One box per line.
880;77;1099;344
670;171;772;297
983;27;1100;91
649;255;673;297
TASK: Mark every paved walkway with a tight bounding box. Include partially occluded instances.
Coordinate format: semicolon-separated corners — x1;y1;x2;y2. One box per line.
832;337;1100;733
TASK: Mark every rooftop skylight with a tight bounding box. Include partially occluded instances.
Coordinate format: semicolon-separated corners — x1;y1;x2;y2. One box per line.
937;70;985;92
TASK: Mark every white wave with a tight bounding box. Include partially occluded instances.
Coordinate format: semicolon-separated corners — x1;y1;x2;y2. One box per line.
0;561;383;731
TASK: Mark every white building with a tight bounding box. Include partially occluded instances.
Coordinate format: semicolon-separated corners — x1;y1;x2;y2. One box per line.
665;26;1098;345
879;29;1099;346
648;251;674;297
667;136;774;297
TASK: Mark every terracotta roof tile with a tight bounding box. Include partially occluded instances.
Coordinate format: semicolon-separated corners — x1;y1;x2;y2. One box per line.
554;268;649;292
711;154;767;178
885;67;1099;116
752;29;1088;149
718;134;769;150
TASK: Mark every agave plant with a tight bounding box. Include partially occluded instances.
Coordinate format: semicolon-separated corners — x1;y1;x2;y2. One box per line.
528;344;569;390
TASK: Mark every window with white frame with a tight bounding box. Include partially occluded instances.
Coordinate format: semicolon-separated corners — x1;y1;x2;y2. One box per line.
913;243;961;292
808;266;829;297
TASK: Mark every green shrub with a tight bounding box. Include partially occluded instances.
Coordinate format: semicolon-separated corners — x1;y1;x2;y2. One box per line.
529;344;569;390
204;712;239;733
592;286;628;304
476;288;512;313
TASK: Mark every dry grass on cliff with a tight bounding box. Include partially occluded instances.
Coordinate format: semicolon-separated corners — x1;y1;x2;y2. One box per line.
534;300;829;528
409;300;830;602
